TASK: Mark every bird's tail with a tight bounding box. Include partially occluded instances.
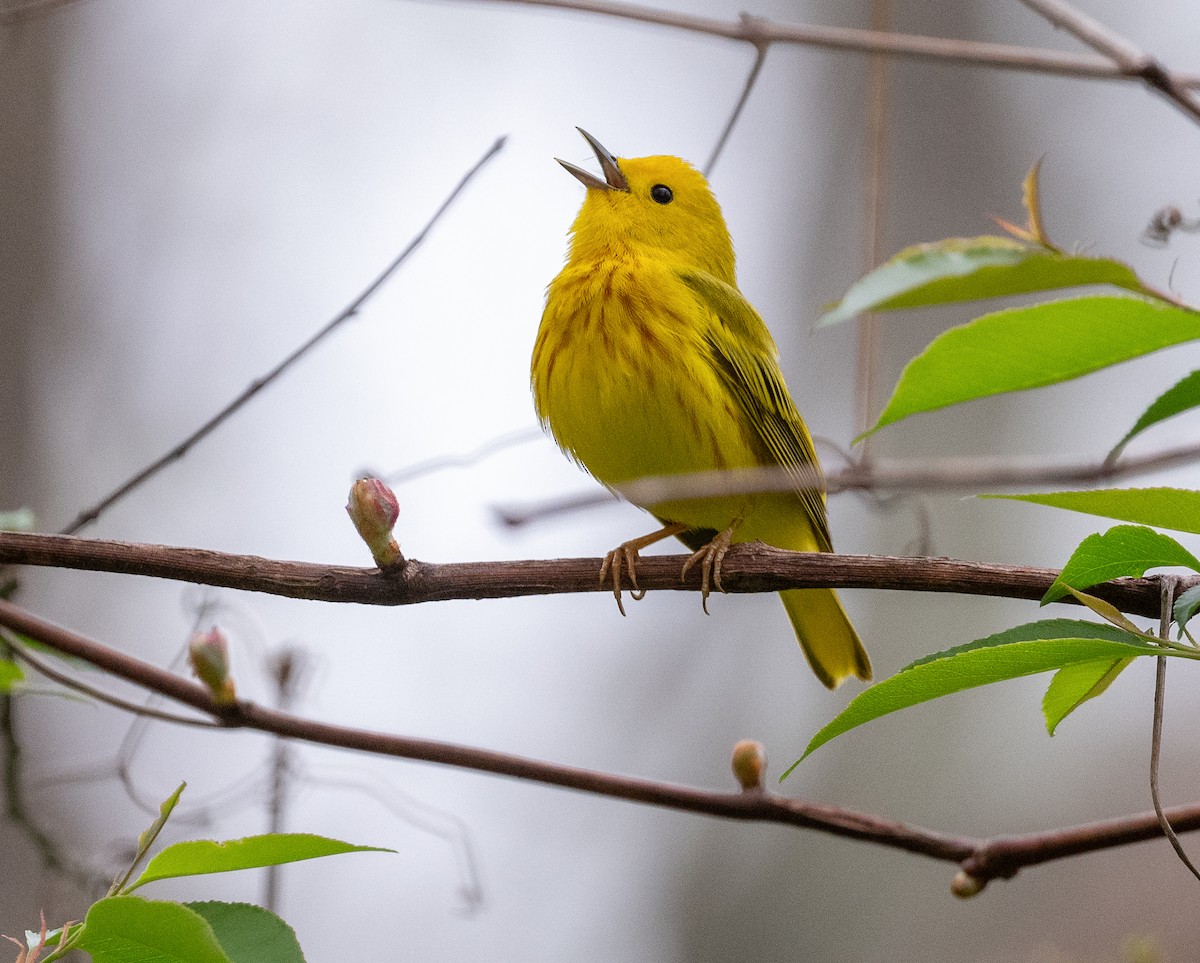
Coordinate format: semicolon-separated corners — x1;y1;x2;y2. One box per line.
780;588;872;689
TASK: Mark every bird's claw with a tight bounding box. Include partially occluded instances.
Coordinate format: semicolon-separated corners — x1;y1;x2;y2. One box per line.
600;543;644;616
681;526;736;615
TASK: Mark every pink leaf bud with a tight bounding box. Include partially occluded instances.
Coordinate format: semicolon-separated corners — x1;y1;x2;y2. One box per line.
346;477;403;568
188;627;236;705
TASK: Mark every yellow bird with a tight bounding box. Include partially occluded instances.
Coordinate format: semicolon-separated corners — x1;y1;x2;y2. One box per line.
531;130;871;689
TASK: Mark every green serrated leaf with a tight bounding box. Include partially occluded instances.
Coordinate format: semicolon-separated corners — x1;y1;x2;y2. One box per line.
818;240;1150;327
903;618;1137;668
1174;584;1200;633
1109;369;1200;461
128;833;392;892
987;487;1200;535
860;296;1200;438
185;903;306;963
786;624;1178;773
1043;525;1200;603
1043;657;1134;735
74;896;234;963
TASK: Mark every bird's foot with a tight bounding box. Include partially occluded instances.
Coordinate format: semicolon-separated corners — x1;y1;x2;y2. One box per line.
598;522;690;616
600;543;642;616
680;523;739;615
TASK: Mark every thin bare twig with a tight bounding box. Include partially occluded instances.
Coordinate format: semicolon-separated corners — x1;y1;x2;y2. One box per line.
490;0;1200;87
58;136;507;536
1019;0;1200;125
1149;577;1200;881
495;439;1200;527
704;30;769;177
2;597;1200;888
379;427;543;485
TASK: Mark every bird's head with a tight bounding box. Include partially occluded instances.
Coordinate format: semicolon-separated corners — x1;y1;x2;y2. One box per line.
558;129;736;284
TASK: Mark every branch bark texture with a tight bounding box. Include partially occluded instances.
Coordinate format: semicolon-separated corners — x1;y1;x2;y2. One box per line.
0;531;1177;619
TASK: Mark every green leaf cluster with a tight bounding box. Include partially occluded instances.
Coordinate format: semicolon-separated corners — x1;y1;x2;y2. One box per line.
820;164;1200;449
24;783;392;962
794;165;1200;774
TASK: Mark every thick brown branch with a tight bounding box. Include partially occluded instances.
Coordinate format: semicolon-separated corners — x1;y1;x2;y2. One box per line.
0;531;1176;618
491;0;1200;88
1;597;1199;888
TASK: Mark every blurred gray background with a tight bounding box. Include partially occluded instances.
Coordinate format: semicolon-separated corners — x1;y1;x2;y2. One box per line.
4;0;1200;959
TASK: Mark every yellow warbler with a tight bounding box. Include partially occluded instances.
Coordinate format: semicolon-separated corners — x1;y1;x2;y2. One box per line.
531;130;870;688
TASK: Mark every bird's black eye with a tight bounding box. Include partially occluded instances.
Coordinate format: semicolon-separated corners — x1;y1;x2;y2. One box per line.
650;184;673;205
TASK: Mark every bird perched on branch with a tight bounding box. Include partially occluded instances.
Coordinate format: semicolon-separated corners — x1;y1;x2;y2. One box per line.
531;129;870;688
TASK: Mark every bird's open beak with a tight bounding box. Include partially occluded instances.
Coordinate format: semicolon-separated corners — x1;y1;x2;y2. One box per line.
556;128;630;192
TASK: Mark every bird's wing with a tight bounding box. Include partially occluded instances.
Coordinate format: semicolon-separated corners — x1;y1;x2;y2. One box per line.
679;268;833;552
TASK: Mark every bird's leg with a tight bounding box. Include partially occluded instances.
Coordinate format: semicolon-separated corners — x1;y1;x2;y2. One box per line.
600;522;690;616
680;520;742;614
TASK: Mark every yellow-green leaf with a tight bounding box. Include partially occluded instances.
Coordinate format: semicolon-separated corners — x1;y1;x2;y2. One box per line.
786;619;1176;773
1043;525;1200;603
1109;369;1200;460
988;487;1200;535
863;296;1200;437
819;241;1150;327
1042;657;1134;735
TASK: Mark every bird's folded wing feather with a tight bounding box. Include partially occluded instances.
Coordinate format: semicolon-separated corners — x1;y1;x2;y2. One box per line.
679;269;833;552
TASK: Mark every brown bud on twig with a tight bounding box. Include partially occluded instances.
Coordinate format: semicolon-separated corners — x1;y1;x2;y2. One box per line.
731;739;767;792
950;869;986;899
346;477;404;568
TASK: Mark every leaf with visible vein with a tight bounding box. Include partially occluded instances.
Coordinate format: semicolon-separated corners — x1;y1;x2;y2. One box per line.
1042;525;1200;602
185;902;306;963
1043;657;1134;735
818;240;1152;327
74;896;234;963
861;296;1200;437
128;833;392;892
786;620;1179;774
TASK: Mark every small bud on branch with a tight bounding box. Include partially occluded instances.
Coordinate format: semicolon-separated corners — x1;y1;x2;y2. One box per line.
187;627;236;705
346;477;404;569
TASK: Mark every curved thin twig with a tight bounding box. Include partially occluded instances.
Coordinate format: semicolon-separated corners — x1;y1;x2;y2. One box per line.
490;0;1200;87
1148;578;1200;881
704;34;768;177
2;597;1200;888
1019;0;1200;125
58;136;507;536
495;439;1200;527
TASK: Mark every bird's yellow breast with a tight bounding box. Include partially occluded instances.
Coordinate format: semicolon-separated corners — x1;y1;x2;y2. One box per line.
532;253;765;531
